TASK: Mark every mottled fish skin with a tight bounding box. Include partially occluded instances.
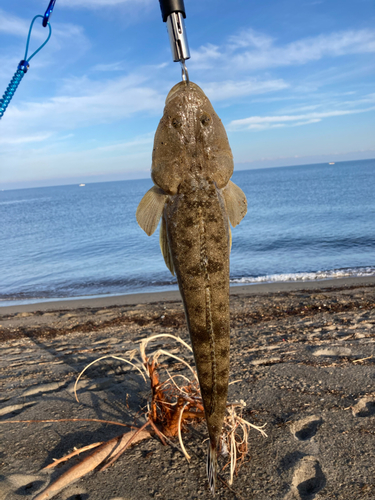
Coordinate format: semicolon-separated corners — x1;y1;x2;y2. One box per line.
164;179;231;443
136;81;247;494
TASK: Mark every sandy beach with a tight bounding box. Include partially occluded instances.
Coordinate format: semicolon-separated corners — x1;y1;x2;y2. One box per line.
1;277;375;500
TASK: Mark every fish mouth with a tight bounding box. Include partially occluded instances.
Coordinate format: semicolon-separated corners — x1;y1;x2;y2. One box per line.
165;81;206;105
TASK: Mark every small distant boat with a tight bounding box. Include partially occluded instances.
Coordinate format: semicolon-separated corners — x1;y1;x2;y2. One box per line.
328;162;335;165
79;183;85;187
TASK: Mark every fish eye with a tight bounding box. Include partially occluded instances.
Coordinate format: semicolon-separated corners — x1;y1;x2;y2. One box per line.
200;113;211;126
172;117;182;129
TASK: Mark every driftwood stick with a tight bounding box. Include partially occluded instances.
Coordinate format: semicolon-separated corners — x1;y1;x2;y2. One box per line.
99;421;151;471
42;442;104;470
34;429;151;500
0;418;132;428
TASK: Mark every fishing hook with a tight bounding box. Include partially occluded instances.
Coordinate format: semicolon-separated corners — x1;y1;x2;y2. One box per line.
180;60;190;85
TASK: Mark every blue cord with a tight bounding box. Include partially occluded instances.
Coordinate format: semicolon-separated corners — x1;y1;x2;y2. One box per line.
25;15;52;62
0;67;27;118
0;16;52;119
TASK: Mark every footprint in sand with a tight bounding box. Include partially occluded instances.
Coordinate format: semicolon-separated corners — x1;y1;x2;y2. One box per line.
352;397;375;417
291;415;324;441
292;457;326;499
284;417;325;499
0;474;45;500
285;457;326;500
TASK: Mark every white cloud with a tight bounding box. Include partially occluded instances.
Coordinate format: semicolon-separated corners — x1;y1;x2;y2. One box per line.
202;78;289;101
249;91;357;105
0;9;86;45
0;134;53;145
52;23;90;53
92;61;127;72
342;93;375;106
0;8;36;37
229;106;375;131
293;118;321;127
83;134;154;154
278;104;322;113
0;72;164;144
191;28;375;72
92;61;168;73
228;30;274;50
267;29;375;66
189;44;221;69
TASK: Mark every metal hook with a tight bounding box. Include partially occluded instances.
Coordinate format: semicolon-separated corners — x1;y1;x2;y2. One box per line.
180;60;189;85
43;0;57;27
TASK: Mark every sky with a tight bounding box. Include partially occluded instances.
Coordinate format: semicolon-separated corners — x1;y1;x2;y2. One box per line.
0;0;374;189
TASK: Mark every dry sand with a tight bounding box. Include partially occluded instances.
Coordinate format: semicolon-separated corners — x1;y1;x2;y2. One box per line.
1;277;375;500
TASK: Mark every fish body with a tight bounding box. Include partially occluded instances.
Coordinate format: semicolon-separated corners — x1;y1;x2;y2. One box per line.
136;81;247;493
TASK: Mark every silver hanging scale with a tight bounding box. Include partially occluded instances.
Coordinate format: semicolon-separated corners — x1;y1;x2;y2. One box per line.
159;0;190;84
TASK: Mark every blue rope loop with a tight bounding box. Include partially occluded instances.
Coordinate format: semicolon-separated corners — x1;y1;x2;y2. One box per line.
0;16;52;119
25;15;52;62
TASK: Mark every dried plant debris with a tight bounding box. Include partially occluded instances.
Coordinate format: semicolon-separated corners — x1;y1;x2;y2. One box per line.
2;334;266;498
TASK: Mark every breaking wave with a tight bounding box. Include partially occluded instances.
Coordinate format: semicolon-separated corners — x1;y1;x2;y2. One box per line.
230;267;375;285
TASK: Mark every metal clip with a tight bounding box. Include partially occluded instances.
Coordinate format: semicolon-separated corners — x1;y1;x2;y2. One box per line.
43;0;57;27
166;12;190;63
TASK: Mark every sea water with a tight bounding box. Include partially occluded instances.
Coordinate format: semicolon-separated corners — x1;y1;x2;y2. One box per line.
1;159;374;306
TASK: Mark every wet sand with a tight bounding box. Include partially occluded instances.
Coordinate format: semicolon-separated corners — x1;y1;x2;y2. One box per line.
1;277;375;499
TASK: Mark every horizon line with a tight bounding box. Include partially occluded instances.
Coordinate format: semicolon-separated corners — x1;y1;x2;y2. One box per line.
1;156;374;192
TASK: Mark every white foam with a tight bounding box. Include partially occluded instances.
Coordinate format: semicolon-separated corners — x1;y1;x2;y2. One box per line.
230;267;375;285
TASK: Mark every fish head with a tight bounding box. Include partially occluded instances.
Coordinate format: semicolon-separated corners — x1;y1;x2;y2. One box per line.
151;81;234;195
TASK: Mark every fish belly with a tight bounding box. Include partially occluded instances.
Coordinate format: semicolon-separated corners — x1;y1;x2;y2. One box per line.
164;186;230;447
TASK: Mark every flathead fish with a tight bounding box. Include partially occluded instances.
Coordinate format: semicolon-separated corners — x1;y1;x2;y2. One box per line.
136;81;247;494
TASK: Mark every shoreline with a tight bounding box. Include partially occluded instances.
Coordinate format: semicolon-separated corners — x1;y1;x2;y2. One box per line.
1;275;375;314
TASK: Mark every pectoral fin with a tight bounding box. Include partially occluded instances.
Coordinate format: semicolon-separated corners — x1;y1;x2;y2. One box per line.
223;180;247;227
136;186;167;236
159;216;175;276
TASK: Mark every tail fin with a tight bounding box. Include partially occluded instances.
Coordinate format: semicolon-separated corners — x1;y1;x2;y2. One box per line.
206;441;217;496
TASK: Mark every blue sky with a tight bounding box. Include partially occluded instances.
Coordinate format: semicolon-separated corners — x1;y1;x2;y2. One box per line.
1;0;374;189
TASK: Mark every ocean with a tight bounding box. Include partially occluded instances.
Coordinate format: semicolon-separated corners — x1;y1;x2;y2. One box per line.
1;159;375;306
